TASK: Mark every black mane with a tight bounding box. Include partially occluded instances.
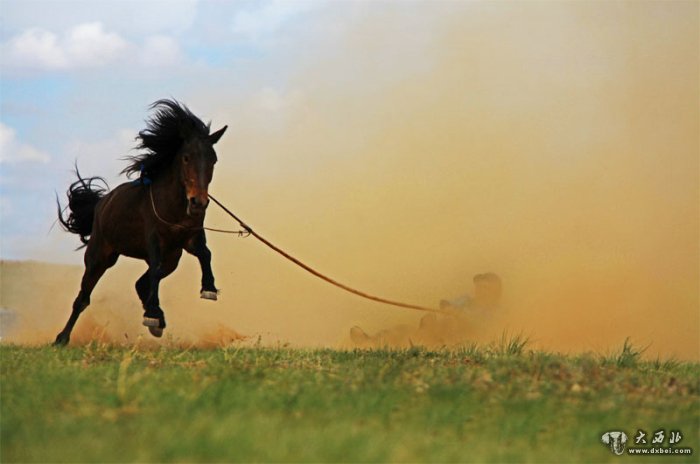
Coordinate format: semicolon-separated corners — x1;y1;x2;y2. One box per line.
123;99;210;180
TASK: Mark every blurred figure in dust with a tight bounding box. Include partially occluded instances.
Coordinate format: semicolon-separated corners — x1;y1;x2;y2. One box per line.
419;272;502;338
439;272;502;312
350;273;502;348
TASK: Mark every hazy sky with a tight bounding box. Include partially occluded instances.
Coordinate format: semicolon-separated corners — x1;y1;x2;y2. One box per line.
0;1;698;357
0;0;326;260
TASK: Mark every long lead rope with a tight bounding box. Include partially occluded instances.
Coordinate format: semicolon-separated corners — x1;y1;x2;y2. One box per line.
149;185;448;315
207;194;451;316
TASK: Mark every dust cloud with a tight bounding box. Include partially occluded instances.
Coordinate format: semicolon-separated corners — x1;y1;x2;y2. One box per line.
2;2;698;359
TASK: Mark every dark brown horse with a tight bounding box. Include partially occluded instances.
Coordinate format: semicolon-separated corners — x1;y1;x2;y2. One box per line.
55;99;227;345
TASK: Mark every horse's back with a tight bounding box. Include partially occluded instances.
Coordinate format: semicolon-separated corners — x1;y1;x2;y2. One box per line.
95;182;144;219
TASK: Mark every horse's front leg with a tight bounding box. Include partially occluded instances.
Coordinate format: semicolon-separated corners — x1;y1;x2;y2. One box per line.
142;235;182;337
185;230;218;300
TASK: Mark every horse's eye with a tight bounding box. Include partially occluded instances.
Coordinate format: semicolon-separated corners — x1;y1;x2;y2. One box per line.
183;154;190;163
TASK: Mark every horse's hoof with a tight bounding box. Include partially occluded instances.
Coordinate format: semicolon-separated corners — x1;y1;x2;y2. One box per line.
200;290;218;301
148;326;164;338
54;333;70;347
143;317;160;328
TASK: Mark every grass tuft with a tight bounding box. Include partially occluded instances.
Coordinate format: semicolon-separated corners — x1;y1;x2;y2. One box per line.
495;331;530;356
649;356;680;371
609;337;649;368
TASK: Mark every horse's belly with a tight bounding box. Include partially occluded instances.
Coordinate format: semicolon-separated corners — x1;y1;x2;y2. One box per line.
119;247;148;260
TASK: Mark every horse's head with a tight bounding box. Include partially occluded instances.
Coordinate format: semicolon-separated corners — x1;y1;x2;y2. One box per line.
178;125;227;216
125;99;229;217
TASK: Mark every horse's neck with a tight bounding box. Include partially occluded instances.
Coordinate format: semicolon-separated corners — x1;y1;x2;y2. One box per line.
152;166;190;223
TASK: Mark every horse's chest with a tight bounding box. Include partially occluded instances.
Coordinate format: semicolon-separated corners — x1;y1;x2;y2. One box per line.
160;228;196;249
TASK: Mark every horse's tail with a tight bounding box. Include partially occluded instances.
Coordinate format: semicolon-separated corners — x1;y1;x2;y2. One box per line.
57;168;109;247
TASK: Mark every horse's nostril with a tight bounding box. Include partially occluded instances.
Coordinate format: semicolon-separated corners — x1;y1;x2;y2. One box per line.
188;197;207;209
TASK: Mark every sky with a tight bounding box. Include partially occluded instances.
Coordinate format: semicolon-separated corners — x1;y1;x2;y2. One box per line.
0;0;326;260
0;0;698;358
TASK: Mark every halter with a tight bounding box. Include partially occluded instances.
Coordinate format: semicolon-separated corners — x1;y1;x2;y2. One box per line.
148;184;250;236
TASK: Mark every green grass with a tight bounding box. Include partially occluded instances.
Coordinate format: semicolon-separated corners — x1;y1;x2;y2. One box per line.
1;339;698;463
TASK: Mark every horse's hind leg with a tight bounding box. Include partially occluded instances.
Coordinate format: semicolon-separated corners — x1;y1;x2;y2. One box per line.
184;230;218;300
54;246;118;346
135;271;161;337
135;270;162;338
135;271;150;306
142;247;182;338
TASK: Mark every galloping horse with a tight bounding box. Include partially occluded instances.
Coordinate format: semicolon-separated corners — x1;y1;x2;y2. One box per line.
55;99;227;345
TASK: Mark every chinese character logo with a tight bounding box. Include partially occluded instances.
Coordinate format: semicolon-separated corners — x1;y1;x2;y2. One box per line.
669;430;683;445
601;431;629;456
652;429;665;444
635;430;647;445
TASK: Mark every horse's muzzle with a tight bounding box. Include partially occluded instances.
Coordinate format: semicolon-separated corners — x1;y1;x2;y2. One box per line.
187;196;209;216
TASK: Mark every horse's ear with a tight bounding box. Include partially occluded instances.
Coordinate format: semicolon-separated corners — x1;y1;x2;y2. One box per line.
209;125;228;145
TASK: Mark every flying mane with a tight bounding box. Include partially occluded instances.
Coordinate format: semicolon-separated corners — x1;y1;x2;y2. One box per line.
122;99;211;180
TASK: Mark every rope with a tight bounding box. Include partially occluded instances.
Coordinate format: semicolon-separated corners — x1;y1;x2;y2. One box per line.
149;186;250;236
207;194;452;316
203;226;251;235
148;185;447;315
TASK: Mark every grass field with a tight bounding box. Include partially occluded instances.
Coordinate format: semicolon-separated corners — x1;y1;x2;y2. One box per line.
1;338;698;463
